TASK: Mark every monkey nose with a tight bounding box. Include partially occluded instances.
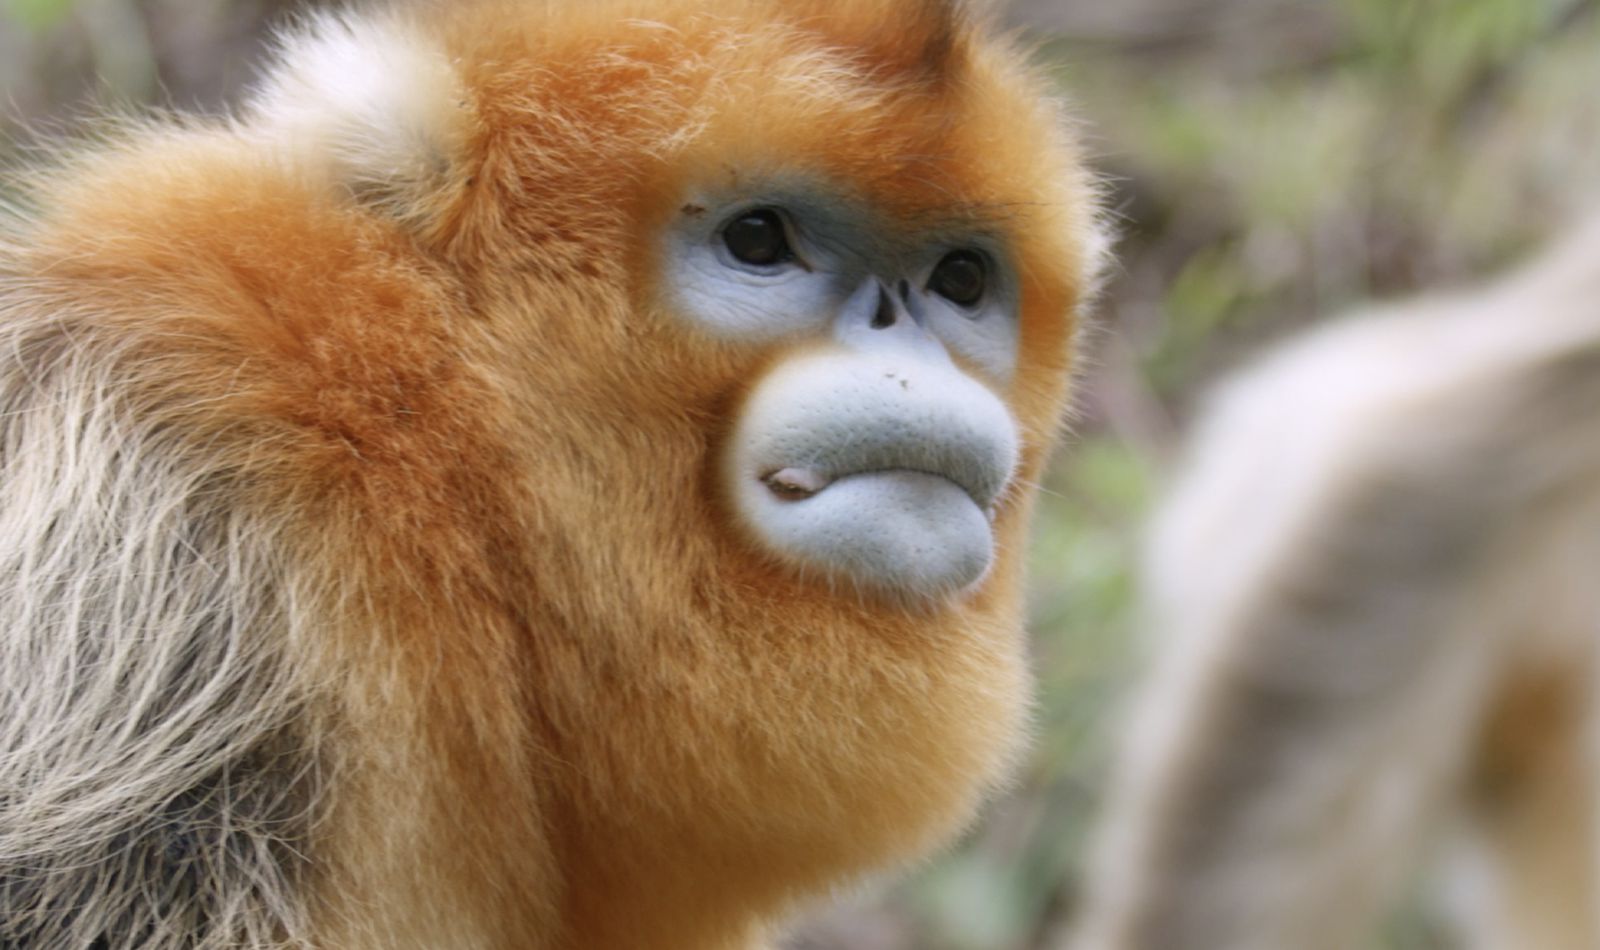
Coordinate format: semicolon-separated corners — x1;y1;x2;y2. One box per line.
870;285;897;329
833;277;948;362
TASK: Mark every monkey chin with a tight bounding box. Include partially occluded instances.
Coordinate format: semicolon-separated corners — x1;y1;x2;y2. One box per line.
725;348;1020;600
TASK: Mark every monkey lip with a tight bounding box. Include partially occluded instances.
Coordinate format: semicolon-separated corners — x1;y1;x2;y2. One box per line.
740;466;999;595
761;465;997;520
762;466;832;499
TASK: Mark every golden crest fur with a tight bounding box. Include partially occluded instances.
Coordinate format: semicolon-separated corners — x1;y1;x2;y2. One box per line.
0;2;1104;947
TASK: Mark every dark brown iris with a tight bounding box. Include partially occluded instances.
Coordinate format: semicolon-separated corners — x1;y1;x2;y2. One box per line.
722;209;793;266
928;249;987;306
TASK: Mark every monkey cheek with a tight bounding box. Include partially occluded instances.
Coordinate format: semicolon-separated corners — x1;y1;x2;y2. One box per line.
737;469;995;597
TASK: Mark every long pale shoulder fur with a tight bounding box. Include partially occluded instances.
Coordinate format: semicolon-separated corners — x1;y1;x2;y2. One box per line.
0;259;327;944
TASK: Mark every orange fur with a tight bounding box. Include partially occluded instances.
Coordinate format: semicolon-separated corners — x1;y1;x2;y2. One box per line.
5;2;1102;947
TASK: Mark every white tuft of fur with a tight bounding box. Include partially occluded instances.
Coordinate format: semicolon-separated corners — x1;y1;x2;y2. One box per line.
244;10;470;216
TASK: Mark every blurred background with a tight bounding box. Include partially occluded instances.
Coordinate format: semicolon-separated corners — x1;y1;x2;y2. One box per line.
5;0;1600;947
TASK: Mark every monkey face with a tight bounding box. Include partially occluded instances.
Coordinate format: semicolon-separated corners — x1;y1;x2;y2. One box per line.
663;192;1023;597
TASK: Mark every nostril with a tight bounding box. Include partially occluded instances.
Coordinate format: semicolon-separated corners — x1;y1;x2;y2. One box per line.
871;286;896;329
897;279;910;302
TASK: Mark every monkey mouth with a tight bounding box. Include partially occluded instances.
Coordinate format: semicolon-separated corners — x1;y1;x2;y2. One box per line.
760;465;998;521
752;408;1014;515
762;466;831;499
739;463;1002;596
733;428;1015;597
726;351;1020;598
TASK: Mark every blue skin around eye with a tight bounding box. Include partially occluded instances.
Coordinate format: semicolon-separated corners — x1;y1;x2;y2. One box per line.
661;179;1019;383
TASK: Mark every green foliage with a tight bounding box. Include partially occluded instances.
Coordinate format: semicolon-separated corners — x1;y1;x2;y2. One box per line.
1042;0;1600;402
7;0;73;31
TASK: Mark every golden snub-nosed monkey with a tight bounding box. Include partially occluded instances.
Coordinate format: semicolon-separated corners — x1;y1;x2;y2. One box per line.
1072;219;1600;950
0;1;1107;948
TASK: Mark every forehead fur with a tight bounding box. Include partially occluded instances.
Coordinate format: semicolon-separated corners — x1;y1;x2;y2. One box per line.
408;0;1101;271
241;0;1105;393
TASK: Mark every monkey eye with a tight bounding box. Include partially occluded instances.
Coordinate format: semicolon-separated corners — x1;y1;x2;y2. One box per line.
928;250;988;307
722;208;794;267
